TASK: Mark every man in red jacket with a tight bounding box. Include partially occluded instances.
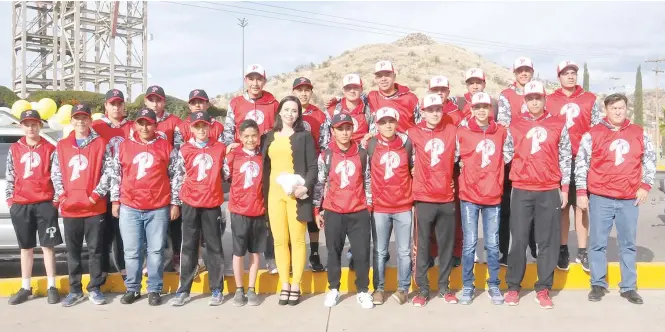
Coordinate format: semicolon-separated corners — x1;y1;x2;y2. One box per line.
5;110;61;305
429;75;464;126
504;81;572;309
455;68;498;118
174;89;224;149
314;113;374;309
577;94;655;305
92;89;133;283
547;60;602;272
110;108;183;306
144;85;182;146
223;64;279;145
407;94;458;307
496;57;538;265
51;104;115;307
224;119;266;307
292;76;328;272
223;64;279;272
367;107;414;306
456;92;511;305
171;111;226;307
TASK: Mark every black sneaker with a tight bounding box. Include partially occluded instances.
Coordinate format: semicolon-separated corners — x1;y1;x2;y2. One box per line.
576;251;590;272
309;252;325;272
427;256;435;269
588;286;606;302
556;246;570;271
148;292;162;306
529;245;538;260
620;290;643;304
499;255;508;267
452;256;461;268
47;287;60;304
8;288;32;305
120;291;141;304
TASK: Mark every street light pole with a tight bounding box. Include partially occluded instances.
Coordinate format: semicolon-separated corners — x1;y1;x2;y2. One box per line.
646;58;665;161
238;18;248;89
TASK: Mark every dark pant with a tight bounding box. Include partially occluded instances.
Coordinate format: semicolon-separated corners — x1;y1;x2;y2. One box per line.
264;226;275;260
324;209;371;292
499;163;537;258
414;201;456;296
506;188;561;292
169;216;182;257
102;199;124;274
177;203;225;294
64;214;105;293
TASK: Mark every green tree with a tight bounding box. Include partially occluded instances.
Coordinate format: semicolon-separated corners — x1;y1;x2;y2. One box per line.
582;63;590;91
0;86;19;106
634;65;644;126
128;94;226;120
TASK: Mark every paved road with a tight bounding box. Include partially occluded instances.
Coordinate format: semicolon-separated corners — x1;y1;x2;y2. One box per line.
1;291;662;332
3;174;665;278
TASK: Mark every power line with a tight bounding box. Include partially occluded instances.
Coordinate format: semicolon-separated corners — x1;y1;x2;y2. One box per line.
240;1;613;58
164;1;612;58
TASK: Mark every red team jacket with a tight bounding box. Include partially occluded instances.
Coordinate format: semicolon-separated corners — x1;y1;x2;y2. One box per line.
228;92;279;142
116;133;173;210
225;148;265;217
367;84;419;133
7;138;56;205
92;118;133;155
457;120;507;205
326;98;370;144
546;86;596;155
156;113;182;146
509;111;568;192
179;140;227;208
177;117;224;143
56;133;108;218
457;93;497;119
369;134;413;213
500;85;528;122
302;104;327;153
408;121;457;203
442;99;464;127
582;120;648;199
322;142;368;214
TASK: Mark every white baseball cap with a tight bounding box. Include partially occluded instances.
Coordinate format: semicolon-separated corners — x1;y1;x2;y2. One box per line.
375;107;400;123
422;94;443;109
513;57;534;71
471;92;492;107
342;73;363;87
557;60;579;75
374;60;395;74
429;76;450;89
245;64;266;78
524;81;546;96
465;68;486;82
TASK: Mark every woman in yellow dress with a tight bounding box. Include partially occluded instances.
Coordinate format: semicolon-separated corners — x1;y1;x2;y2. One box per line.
262;96;318;305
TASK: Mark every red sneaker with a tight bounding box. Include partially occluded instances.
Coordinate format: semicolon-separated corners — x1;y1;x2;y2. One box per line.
535;289;554;309
505;291;520;306
439;291;458;304
412;294;428;307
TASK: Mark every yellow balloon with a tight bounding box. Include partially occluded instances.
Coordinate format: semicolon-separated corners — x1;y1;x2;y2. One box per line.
91;113;104;121
11;100;31;118
37;98;57;120
56;104;72;125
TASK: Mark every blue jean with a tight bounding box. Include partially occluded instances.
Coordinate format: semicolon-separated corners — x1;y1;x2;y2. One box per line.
119;204;170;293
373;211;412;291
460;201;501;288
588;194;638;292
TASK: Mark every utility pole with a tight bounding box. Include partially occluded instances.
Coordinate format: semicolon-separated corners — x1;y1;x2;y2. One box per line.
646;58;665;160
238;18;248;89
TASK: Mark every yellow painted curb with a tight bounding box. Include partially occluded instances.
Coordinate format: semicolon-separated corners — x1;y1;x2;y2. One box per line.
1;263;664;296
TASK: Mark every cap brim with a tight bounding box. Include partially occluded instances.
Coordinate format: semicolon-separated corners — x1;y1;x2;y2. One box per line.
558;65;579;74
145;93;165;100
20;117;42;124
429;84;449;89
374;70;394;74
71;111;91;118
188;96;209;103
136;116;156;124
465;76;486;82
513;65;533;71
293;83;313;90
332;120;353;128
245;71;265;78
471;102;492;107
106;97;124;103
190;119;211;126
375;115;397;123
524;92;545;97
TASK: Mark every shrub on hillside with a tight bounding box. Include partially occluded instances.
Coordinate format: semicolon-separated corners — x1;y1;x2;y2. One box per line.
0;86;19;106
27;90;106;113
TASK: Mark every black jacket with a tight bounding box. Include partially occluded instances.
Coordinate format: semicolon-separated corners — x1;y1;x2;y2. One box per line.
261;130;318;222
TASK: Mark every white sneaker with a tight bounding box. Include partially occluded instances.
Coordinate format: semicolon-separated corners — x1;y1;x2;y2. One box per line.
474;253;479;263
324;289;340;307
357;292;374;309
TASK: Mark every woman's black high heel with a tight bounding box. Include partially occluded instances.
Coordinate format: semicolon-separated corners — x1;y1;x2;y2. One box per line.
288;290;301;306
278;289;290;306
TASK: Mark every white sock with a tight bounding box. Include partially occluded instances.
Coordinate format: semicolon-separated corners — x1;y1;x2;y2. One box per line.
22;278;31;290
47;277;56;288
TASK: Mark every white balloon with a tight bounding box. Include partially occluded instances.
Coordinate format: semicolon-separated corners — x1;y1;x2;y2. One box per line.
47;117;64;131
0;107;10;113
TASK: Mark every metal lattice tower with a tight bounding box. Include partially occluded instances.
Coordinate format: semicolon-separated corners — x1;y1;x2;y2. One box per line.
11;1;148;100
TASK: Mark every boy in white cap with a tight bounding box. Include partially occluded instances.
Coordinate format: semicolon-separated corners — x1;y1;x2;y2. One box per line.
504;81;572;309
455;68;498;119
429;76;464;126
546;60;602;272
496;57;538;265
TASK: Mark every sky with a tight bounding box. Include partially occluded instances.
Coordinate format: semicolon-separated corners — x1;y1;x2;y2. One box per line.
2;0;665;101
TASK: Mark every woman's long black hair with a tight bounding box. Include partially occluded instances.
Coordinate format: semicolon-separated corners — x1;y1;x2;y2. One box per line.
273;95;305;132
